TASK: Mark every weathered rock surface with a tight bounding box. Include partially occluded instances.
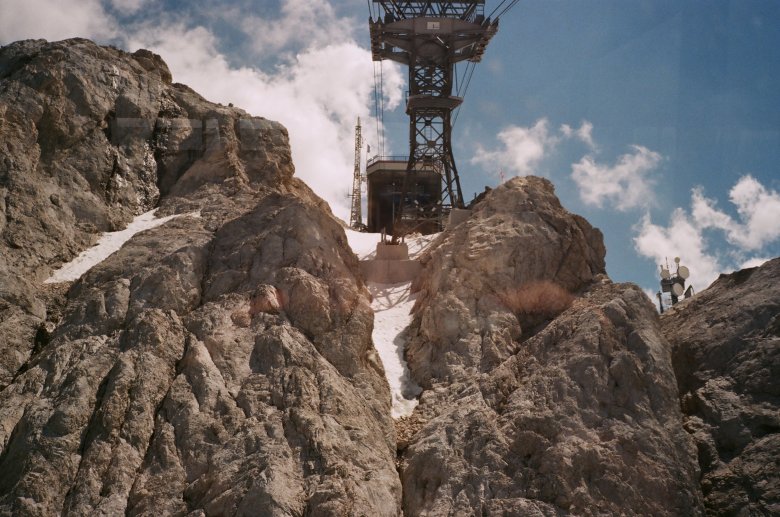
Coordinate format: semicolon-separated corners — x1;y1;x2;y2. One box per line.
0;38;170;385
407;177;606;387
0;38;399;516
400;178;703;516
662;257;780;515
3;37;774;517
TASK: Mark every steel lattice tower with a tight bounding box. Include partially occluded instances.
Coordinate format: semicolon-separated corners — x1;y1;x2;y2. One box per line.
370;1;498;235
349;117;364;230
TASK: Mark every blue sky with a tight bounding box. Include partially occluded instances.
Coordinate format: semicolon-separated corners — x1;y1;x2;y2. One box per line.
2;0;779;295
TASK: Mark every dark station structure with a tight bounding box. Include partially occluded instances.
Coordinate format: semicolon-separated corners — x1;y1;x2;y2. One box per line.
365;156;440;234
368;1;499;236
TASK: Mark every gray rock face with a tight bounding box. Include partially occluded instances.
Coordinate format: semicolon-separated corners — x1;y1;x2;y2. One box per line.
3;37;772;517
0;39;399;516
0;38;169;385
662;258;780;515
407;177;606;386
400;178;703;516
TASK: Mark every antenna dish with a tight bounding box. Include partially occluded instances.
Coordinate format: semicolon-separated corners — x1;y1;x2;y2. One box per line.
660;268;671;280
674;257;681;264
678;265;690;279
672;283;684;297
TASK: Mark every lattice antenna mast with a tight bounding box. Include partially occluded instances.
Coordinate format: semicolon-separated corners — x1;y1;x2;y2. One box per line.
370;1;499;236
349;117;364;230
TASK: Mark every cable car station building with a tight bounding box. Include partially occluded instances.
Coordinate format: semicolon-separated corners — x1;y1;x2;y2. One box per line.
366;156;441;235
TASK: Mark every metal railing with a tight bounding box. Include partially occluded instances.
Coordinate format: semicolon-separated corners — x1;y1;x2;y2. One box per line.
366;155;409;167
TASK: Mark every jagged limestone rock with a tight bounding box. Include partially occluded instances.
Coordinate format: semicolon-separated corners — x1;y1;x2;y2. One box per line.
663;257;780;515
0;38;173;384
0;38;400;516
400;178;703;516
3;37;772;517
407;177;607;386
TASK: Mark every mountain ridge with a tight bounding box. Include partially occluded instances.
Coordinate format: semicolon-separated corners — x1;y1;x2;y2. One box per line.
0;37;777;516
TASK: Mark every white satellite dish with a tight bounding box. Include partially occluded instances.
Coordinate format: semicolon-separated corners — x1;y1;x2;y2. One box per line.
678;265;690;279
672;283;684;297
661;268;671;280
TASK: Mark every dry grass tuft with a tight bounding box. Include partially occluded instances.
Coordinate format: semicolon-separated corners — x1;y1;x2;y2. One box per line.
501;280;574;322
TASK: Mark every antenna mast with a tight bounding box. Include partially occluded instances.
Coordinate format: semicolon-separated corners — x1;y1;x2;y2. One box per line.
657;256;693;313
349;117;365;230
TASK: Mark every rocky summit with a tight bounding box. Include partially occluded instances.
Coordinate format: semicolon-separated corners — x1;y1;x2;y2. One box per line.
401;178;701;516
663;258;780;516
0;38;777;516
0;38;397;516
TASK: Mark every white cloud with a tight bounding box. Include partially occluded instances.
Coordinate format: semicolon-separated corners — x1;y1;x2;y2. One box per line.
634;175;780;290
472;119;656;211
470;118;560;177
125;22;403;221
739;256;770;269
634;209;723;290
109;0;150;16
237;0;357;57
560;121;596;150
692;175;780;250
572;145;661;211
472;119;598;179
642;287;659;306
0;0;117;44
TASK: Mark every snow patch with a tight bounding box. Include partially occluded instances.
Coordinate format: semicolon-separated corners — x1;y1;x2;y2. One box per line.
345;230;439;418
45;209;199;284
406;233;438;259
368;281;422;419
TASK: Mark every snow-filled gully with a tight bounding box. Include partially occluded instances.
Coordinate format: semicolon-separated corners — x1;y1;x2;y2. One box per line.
368;281;422;418
346;230;433;419
45;209;199;284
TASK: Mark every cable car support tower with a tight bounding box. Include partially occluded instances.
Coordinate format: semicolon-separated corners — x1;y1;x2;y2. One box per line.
369;1;500;238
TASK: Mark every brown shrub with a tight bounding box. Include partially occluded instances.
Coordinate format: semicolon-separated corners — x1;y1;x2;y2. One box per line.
500;280;574;321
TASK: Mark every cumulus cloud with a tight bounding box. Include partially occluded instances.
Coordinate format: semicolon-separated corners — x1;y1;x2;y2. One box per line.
109;0;150;16
740;257;770;269
470;118;560;177
642;287;659;305
560;121;596;150
691;175;780;250
634;209;723;290
473;118;660;211
634;175;780;289
572;145;662;211
237;0;357;57
0;0;117;44
472;119;599;179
